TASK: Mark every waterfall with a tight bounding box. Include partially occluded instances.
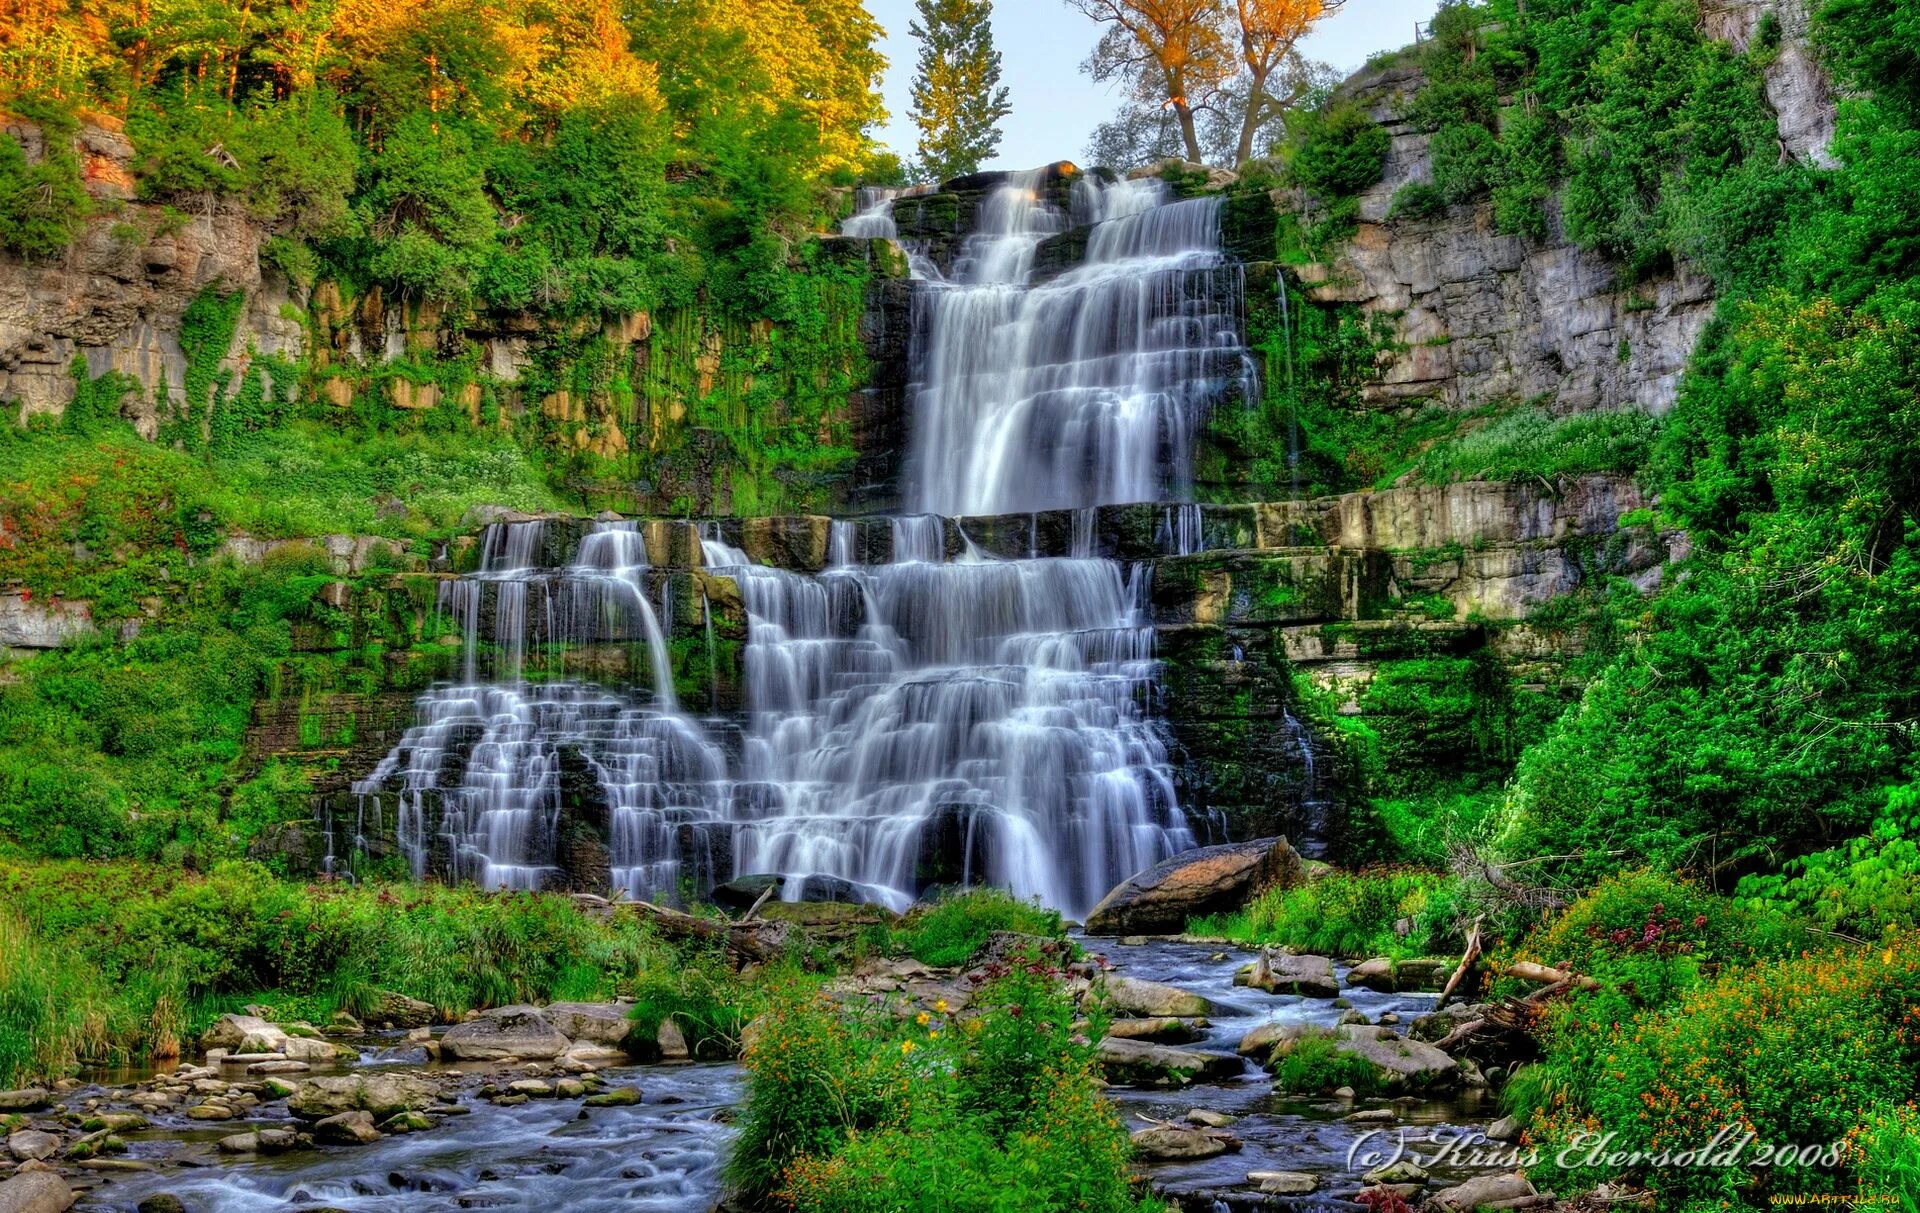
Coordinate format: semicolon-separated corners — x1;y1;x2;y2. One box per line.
908;174;1254;517
351;168;1257;917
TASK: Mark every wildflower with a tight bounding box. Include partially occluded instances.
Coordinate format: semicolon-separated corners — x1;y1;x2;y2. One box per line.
915;1011;930;1026
900;1039;915;1055
934;998;949;1013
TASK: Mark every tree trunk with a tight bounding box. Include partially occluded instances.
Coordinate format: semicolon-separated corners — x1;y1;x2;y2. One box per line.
1234;65;1271;167
1175;100;1203;164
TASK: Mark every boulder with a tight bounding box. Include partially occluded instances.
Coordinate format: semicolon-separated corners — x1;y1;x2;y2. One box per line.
365;991;438;1029
7;1132;59;1162
287;1073;439;1120
1487;1115;1521;1142
656;1018;690;1061
1236;1020;1310;1059
1236;951;1339;998
283;1036;355;1063
201;1014;285;1053
0;1173;73;1213
1251;1171;1318;1195
583;1085;641;1108
1186;1109;1235;1128
1365;1160;1430;1185
1426;1173;1536;1212
1333;1036;1459;1091
1130;1125;1240;1162
256;1128;300;1152
216;1132;260;1153
1086;837;1302;935
1349;957;1453;993
439;1006;570;1061
313;1110;381;1145
1096;1038;1241;1086
135;1197;185;1213
1104;1017;1202;1044
542;1003;635;1050
1096;975;1215;1018
0;1090;51;1113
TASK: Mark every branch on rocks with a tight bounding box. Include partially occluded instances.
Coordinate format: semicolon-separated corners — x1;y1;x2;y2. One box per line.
592;896;792;966
1434;915;1484;1012
1502;961;1600;991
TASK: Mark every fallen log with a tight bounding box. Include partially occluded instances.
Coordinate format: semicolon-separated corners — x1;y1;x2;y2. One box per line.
611;898;792;965
1503;961;1600;991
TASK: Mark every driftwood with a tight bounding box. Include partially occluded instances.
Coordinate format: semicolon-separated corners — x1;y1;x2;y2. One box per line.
1503;961;1600;990
1434;915;1485;1011
1433;973;1588;1052
741;882;779;922
603;897;793;965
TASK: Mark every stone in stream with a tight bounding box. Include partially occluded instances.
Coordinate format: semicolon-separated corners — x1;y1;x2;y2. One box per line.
216;1132;260;1153
365;991;438;1029
200;1014;285;1054
1236;1020;1309;1059
656;1017;691;1061
542;1003;636;1050
0;1172;73;1213
7;1131;59;1162
1487;1114;1521;1142
313;1110;382;1145
1235;951;1339;998
287;1074;438;1120
582;1086;641;1108
1094;974;1214;1018
439;1006;571;1060
1095;1038;1240;1086
185;1105;233;1120
247;1060;311;1076
1185;1108;1235;1128
1428;1173;1537;1211
1103;1017;1203;1044
380;1111;433;1133
506;1080;556;1098
1129;1125;1241;1161
135;1197;185;1213
1251;1171;1318;1195
1365;1160;1430;1185
0;1090;50;1113
1334;1036;1459;1091
283;1036;356;1063
1085;837;1302;935
1348;957;1452;993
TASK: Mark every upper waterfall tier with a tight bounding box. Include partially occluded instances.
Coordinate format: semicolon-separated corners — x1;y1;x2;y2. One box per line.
902;173;1255;517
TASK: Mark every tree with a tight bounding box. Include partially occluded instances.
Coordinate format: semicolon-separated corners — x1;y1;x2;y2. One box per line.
1065;0;1340;167
1067;0;1228;165
1227;0;1341;166
907;0;1011;183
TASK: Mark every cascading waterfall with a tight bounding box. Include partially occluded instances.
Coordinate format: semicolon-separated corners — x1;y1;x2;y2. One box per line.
350;169;1255;917
909;173;1254;517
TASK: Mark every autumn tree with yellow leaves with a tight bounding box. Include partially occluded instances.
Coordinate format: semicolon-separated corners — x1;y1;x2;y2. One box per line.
1066;0;1344;166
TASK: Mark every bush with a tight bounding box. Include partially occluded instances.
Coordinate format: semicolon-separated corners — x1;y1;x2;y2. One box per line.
0;100;91;258
1510;933;1920;1208
889;889;1065;968
1736;784;1920;938
1291;103;1392;200
627;946;809;1058
1268;1028;1380;1095
735;960;1157;1213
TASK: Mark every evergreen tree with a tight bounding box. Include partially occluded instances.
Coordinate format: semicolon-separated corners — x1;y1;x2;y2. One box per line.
908;0;1012;183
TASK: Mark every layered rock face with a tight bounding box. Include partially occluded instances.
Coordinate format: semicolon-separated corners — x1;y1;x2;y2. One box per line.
0;117;301;432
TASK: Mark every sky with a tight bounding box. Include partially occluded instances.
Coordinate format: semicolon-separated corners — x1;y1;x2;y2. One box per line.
864;0;1437;171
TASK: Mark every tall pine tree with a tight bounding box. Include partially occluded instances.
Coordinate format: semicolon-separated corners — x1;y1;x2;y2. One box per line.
908;0;1012;183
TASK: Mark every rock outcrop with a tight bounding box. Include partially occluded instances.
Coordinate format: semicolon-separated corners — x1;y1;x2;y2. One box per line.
1086;837;1302;935
438;1006;572;1061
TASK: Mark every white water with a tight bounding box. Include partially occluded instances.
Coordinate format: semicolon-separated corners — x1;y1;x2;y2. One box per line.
909;174;1253;517
352;171;1254;916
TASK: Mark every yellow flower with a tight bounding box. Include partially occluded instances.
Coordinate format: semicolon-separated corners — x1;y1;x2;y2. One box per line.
900;1039;916;1055
934;999;950;1013
928;1030;940;1040
915;1011;931;1026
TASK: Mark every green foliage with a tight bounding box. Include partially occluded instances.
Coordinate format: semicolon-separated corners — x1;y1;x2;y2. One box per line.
1405;405;1659;484
1736;784;1920;938
0;861;681;1084
627;947;811;1059
1268;1028;1381;1095
732;960;1157;1213
1191;869;1461;959
1290;102;1391;200
1507;907;1915;1210
0;99;92;258
889;889;1066;968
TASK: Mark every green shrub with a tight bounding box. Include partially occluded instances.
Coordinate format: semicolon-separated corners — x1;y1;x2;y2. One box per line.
889;889;1064;968
628;947;809;1058
0;100;91;258
1268;1028;1380;1095
1291;103;1391;200
1430;122;1502;203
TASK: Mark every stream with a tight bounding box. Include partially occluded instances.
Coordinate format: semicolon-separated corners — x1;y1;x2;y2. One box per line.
79;937;1497;1213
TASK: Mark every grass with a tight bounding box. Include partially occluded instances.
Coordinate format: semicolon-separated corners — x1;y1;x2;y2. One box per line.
1189;868;1461;960
1267;1028;1380;1096
1404;405;1659;486
0;860;684;1085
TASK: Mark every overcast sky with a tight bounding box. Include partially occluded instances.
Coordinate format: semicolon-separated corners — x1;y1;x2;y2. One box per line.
864;0;1438;170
